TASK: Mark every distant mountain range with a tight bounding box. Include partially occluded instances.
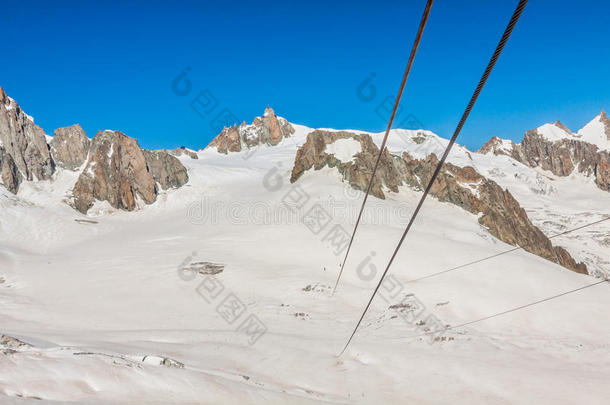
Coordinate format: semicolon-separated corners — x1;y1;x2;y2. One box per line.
1;86;608;277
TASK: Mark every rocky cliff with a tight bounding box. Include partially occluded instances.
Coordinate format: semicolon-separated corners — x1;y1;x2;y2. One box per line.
291;130;588;274
208;107;295;154
73;130;188;213
0;87;54;192
0;89;190;212
0;147;21;193
50;124;91;170
397;153;588;274
290;130;402;199
165;147;198;160
142;149;189;190
519;129;609;191
479;117;610;192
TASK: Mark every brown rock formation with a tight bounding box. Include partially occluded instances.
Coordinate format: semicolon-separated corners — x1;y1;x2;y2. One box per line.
73;130;156;213
518;129;576;176
553;120;572;134
0;87;54;192
515;129;609;191
477;136;519;159
143;150;189;190
290;130;402;199
600;110;610;140
0;147;21;193
291;130;588;274
50;124;91;170
398;154;587;274
166;147;198;160
209;126;242;154
208;107;295;154
479;122;610;192
73;130;188;213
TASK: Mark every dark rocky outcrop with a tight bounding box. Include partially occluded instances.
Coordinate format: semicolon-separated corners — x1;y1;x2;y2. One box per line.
166;147;198;160
0;146;22;193
514;130;609;192
73;130;189;213
397;154;588;274
478;136;519;159
1;334;31;355
291;130;588;274
600;110;610;140
208;107;295;154
50;124;91;170
0;89;190;210
290;130;402;199
479;120;610;192
73;130;156;213
0;87;54;192
143;149;189;190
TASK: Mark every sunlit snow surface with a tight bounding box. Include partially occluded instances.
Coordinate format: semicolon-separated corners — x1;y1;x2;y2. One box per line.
535;114;610;152
0;123;609;404
324;138;362;163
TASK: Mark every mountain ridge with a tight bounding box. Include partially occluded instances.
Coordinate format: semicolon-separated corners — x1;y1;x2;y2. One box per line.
0;87;607;276
478;116;610;192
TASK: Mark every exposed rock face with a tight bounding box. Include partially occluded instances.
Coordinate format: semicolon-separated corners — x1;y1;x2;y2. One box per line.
553;120;572;134
50;124;91;169
479;121;610;192
166;147;198;160
208;107;295;154
73;131;189;213
143;149;189;189
600;110;610;140
290;130;402;199
517;129;609;191
478;136;519;158
291;130;588;274
0;147;21;193
397;154;588;274
0;87;54;192
73;130;156;213
1;334;31;354
517;129;577;176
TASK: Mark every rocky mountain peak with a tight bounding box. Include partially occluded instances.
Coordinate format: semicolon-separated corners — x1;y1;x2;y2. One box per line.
0;87;13;110
165;147;198;160
599;109;610;140
50;124;91;170
0;87;54;193
72;130;188;213
291;130;402;199
207;107;295;154
477;136;515;157
477;111;610;192
553;120;572;133
290;130;588;274
0;90;190;212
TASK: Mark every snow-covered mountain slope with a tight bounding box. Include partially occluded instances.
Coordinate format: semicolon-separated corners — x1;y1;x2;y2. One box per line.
1;114;610;404
508;113;610;151
286;124;609;278
578;111;610;150
524;112;609;151
478;115;610;194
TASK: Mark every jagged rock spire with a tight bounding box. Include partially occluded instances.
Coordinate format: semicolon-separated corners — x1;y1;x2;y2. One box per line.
207;107;295;154
0;86;55;192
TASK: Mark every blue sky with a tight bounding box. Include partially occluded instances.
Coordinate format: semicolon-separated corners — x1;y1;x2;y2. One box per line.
1;0;608;151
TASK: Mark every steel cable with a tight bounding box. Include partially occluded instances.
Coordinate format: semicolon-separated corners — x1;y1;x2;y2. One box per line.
394;278;608;341
407;216;610;284
334;0;435;295
339;0;529;355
